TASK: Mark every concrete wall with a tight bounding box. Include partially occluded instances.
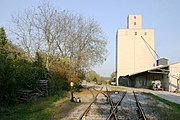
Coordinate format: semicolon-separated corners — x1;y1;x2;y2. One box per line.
133;74;169;90
117;28;154;77
134;74;155;88
118;77;130;86
128;14;142;29
169;62;180;92
162;74;169;91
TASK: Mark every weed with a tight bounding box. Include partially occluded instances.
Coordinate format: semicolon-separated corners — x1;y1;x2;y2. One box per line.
0;93;68;120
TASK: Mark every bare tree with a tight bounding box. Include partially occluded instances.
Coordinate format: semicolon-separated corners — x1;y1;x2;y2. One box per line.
55;12;107;72
11;3;60;70
11;9;34;60
11;2;107;74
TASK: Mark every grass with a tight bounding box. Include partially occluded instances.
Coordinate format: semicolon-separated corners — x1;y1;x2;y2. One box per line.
145;93;180;112
0;93;69;120
145;92;180;120
108;85;126;91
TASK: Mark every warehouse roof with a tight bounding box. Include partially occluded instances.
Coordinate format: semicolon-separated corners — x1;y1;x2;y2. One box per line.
126;65;169;77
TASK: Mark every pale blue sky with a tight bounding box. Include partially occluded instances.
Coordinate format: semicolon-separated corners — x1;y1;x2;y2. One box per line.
0;0;180;77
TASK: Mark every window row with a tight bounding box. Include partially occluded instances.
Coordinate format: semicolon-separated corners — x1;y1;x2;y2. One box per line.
135;32;147;35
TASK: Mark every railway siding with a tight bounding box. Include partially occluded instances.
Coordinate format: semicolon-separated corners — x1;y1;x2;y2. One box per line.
59;85;172;120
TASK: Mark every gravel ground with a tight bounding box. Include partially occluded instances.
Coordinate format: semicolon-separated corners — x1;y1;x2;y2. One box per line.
135;92;159;120
56;84;171;120
60;85;107;120
82;86;111;120
116;91;139;120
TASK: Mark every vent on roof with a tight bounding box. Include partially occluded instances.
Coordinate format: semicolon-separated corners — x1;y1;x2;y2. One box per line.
156;58;168;66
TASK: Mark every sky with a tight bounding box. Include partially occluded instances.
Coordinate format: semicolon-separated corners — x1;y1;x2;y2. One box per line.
0;0;180;77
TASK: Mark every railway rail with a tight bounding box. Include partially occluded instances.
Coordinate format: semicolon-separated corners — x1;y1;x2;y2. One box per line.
59;84;162;120
133;91;147;120
78;86;104;120
106;91;126;120
78;86;127;120
77;85;148;120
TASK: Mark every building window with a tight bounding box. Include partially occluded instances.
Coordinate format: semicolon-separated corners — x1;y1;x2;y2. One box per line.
144;32;147;35
135;32;137;35
134;22;136;25
134;16;136;19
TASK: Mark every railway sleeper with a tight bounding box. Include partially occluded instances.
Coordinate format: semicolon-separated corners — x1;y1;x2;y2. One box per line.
137;108;142;119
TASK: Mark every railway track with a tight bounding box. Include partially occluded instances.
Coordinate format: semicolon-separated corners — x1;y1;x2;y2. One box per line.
78;86;104;120
78;86;127;120
133;91;147;120
106;91;126;120
116;90;148;120
79;87;148;120
62;85;149;120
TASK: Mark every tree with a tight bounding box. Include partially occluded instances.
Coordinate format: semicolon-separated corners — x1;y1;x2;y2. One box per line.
0;27;14;106
0;27;7;48
85;70;100;82
111;71;116;80
11;2;107;75
0;27;8;81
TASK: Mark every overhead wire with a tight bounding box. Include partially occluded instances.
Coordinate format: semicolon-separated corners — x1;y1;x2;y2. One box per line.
141;36;160;59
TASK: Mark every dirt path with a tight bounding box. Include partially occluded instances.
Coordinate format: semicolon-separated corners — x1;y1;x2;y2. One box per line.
51;87;98;120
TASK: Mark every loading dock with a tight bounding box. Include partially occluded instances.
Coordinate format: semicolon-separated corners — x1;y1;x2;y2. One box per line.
124;62;180;92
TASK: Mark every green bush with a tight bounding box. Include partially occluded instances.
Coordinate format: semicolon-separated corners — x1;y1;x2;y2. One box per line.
0;25;87;108
48;71;69;96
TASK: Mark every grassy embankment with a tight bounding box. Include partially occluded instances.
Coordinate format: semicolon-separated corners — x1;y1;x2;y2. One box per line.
108;85;180;119
146;93;180;111
145;93;180;119
0;92;69;120
107;85;125;91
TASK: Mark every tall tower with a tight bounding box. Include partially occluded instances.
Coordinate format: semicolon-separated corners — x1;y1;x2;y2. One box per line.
116;15;154;85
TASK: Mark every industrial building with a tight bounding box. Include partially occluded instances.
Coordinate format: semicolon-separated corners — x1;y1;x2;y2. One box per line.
116;15;180;92
126;61;180;92
116;14;155;85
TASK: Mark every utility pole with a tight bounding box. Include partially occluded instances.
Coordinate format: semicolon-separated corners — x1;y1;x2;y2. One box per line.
70;82;74;102
177;75;180;93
